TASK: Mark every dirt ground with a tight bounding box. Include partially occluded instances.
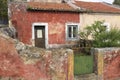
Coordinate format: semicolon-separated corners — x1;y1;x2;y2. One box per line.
74;73;98;80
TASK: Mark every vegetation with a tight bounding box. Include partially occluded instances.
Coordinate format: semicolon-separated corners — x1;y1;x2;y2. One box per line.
113;0;120;5
79;21;120;47
0;0;8;18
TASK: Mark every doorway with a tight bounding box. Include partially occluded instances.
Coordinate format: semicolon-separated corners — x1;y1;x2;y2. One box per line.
32;23;48;48
35;26;45;48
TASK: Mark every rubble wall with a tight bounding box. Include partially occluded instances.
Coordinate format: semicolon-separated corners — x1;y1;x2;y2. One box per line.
0;33;74;80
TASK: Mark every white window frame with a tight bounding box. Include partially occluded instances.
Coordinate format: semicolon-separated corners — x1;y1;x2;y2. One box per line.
32;23;49;49
66;23;79;41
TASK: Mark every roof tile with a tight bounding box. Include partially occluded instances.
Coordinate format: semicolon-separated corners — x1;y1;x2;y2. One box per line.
27;2;78;12
75;1;120;13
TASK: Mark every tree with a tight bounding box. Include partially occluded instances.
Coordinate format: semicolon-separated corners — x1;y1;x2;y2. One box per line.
0;0;8;18
113;0;120;5
79;21;120;47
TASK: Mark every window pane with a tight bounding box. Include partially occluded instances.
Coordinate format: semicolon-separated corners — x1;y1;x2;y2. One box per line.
73;26;77;38
67;24;78;40
68;26;72;38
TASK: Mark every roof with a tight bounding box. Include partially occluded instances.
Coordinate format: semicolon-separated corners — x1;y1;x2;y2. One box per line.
27;2;79;12
74;1;120;13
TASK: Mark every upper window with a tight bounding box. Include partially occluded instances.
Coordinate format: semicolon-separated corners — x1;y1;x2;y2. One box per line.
66;23;79;40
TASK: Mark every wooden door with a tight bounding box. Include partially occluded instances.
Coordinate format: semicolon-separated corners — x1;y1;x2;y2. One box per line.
35;26;45;48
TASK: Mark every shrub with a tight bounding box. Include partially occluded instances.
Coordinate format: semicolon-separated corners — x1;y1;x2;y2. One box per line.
79;21;120;47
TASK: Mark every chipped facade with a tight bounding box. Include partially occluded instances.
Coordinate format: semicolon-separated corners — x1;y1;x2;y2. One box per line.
9;2;80;48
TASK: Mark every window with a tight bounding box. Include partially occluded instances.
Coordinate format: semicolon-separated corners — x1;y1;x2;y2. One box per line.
66;23;79;40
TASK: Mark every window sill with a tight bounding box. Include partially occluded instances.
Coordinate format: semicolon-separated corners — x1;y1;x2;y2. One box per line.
66;38;79;41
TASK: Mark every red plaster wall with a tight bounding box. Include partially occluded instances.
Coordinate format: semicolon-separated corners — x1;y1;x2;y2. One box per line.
0;35;71;80
0;36;48;80
104;51;120;80
10;3;79;46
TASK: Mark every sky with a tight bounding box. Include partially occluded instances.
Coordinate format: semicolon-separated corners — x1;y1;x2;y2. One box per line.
79;0;114;4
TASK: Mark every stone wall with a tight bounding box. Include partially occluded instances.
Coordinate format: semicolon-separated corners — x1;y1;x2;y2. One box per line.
94;48;120;80
0;27;16;38
0;32;74;80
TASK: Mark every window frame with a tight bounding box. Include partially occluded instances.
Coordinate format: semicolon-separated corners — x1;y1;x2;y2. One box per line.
66;23;79;41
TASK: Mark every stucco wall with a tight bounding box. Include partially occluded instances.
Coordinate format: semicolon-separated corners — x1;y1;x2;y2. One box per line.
0;32;74;80
9;2;79;48
94;48;120;80
80;13;120;30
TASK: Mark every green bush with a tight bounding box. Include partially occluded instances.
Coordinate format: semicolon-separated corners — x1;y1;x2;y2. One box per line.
79;21;120;47
0;0;8;18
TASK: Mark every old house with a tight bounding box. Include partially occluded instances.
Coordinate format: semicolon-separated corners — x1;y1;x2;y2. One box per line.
9;0;120;48
9;1;81;48
74;1;120;31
